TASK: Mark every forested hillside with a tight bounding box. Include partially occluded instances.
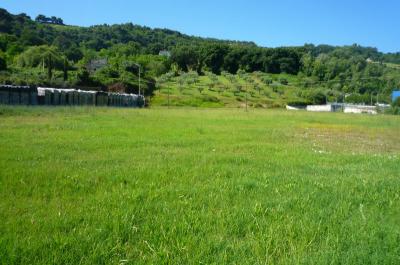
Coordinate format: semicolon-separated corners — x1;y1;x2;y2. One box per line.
0;8;399;105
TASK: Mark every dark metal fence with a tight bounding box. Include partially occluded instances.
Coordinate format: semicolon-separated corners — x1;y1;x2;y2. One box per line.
0;85;145;107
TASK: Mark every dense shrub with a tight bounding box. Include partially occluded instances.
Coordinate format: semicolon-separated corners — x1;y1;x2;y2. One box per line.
306;90;327;104
287;100;312;107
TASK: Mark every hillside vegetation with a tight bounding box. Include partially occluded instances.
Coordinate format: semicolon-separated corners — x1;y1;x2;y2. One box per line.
0;8;400;105
153;71;327;108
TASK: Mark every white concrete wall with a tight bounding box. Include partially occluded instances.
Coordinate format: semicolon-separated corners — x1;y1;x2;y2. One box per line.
344;105;377;115
286;105;306;111
306;105;332;112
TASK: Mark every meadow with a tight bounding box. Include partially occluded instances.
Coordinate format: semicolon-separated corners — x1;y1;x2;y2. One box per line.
0;106;399;264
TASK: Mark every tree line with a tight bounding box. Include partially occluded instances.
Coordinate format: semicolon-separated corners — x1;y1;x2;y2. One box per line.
35;15;64;25
0;8;399;100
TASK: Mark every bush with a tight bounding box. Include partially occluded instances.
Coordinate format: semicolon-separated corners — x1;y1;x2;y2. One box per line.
306;90;327;105
16;45;65;69
392;97;400;107
200;95;220;103
261;77;273;85
279;78;288;85
287;100;312;107
107;82;127;93
345;93;370;104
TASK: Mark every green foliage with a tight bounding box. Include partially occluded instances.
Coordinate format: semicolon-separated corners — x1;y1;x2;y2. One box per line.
345;93;372;104
287;100;311;106
279;77;288;85
0;51;6;70
77;67;102;88
35;14;64;25
392;97;400;107
305;90;327;105
16;45;65;69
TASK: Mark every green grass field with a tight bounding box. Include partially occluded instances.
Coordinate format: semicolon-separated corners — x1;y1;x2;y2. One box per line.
1;106;399;264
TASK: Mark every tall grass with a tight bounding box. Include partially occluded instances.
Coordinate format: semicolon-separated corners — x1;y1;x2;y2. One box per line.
0;107;399;264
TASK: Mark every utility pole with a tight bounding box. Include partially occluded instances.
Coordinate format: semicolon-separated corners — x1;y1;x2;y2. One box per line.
47;53;53;80
63;57;68;81
245;85;248;112
138;66;141;96
132;62;141;96
168;86;170;109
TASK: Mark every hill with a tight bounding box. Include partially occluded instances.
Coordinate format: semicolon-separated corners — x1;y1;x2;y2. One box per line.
0;8;400;105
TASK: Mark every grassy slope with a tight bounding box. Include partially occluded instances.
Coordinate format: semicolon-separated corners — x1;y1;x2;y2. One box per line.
151;72;304;108
0;107;399;264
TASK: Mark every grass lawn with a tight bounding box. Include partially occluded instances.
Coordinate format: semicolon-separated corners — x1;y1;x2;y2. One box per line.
0;106;399;264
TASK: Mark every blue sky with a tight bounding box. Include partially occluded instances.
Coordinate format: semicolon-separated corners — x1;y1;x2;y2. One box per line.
2;0;399;53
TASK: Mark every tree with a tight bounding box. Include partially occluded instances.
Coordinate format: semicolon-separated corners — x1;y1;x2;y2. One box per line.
0;51;6;70
0;8;13;33
254;83;261;94
171;46;200;72
47;53;53;79
17;45;64;69
313;54;329;81
20;28;44;46
307;90;327;105
223;47;244;74
65;46;83;62
201;44;229;74
35;14;64;25
55;18;64;25
197;86;204;94
35;15;47;23
301;53;314;76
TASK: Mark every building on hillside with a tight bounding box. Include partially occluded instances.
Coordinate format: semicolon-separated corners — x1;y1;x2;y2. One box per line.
392;90;400;102
87;58;108;73
159;50;171;57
